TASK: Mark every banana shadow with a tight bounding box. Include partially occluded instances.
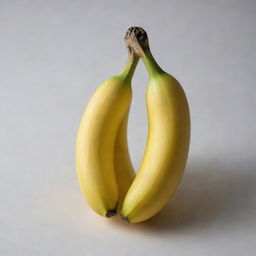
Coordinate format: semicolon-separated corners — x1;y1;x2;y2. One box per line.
110;158;256;233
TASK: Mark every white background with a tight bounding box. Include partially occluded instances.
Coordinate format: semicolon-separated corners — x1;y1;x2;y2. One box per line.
1;0;256;255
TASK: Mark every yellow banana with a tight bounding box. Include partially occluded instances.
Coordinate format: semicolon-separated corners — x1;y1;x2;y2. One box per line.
76;50;138;218
121;27;191;223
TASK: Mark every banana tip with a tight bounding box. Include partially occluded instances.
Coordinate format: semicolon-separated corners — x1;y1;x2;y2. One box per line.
106;209;117;218
120;214;130;223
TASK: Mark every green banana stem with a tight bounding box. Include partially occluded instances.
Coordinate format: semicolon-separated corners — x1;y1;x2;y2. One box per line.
119;51;139;82
141;50;164;78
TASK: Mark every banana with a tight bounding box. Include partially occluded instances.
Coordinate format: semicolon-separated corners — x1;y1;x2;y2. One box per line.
76;49;138;217
120;27;191;223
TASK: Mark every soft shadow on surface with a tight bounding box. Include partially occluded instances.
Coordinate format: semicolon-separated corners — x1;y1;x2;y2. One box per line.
110;158;256;233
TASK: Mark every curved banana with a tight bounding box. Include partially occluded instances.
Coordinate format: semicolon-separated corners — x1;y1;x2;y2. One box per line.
76;51;138;218
121;27;191;223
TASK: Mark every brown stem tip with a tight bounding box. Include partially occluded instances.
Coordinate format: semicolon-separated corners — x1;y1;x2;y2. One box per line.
120;214;130;223
106;209;117;218
124;26;149;57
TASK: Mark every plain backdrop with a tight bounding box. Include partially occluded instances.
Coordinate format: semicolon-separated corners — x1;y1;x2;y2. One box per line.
1;0;256;255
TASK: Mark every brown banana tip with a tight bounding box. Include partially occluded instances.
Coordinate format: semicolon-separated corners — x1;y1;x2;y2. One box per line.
106;209;117;218
120;214;130;223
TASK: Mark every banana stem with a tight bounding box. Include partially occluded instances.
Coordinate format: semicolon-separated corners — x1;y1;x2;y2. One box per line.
141;50;164;78
124;26;164;78
119;52;139;82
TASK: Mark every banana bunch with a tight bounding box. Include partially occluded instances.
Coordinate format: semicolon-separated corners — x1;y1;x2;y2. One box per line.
76;27;190;223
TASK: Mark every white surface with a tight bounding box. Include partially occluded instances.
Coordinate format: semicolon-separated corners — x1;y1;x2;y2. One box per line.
1;1;256;255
